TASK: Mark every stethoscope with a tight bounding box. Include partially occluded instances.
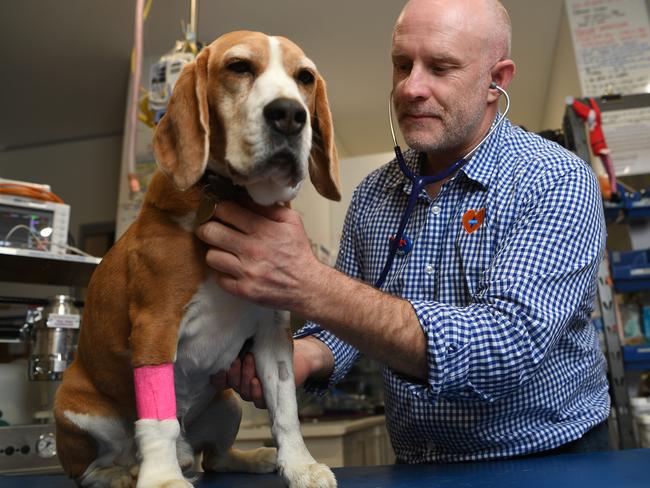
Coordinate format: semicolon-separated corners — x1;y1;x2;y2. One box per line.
293;82;510;339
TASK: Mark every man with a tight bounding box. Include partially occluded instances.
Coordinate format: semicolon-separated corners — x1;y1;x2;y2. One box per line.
197;0;610;462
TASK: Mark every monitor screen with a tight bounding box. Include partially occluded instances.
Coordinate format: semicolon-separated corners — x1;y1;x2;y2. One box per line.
0;204;55;252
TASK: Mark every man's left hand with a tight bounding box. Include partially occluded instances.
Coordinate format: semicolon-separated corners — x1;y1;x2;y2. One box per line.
195;200;320;312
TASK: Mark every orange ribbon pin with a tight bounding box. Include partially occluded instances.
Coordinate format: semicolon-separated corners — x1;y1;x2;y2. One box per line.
462;208;485;234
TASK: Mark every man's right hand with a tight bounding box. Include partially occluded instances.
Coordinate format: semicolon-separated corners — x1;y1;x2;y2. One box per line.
210;337;334;409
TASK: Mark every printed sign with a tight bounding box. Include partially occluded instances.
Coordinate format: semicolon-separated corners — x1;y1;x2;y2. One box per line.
566;0;650;97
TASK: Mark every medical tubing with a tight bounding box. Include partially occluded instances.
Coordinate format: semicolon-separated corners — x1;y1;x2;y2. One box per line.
293;149;467;339
127;0;145;193
294;85;509;340
375;172;420;288
376;152;467;289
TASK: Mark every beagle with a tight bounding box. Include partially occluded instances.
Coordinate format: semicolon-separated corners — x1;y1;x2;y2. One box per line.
54;31;340;488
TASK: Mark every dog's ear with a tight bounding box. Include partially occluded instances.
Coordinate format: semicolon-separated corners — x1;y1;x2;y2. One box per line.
153;48;210;191
309;75;341;201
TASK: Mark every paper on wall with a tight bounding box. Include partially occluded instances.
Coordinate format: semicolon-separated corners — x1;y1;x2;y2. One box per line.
566;0;650;97
601;105;650;175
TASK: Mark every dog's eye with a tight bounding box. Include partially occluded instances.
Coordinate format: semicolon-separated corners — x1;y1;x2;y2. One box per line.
297;69;315;85
227;60;254;75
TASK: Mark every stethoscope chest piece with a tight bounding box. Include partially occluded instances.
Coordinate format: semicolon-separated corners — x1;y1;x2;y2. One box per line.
389;232;413;256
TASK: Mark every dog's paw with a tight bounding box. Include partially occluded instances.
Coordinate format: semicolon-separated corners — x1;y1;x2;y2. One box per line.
109;468;137;488
176;437;195;471
279;462;337;488
158;481;194;488
136;468;193;488
246;446;277;473
80;465;137;488
203;446;277;474
137;478;193;488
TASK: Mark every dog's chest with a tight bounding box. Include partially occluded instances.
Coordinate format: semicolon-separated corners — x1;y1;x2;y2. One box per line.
173;279;271;418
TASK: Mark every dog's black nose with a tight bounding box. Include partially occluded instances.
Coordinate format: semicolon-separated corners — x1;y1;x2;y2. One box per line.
264;98;307;135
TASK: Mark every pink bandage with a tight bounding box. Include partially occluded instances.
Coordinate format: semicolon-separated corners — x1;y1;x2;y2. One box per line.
133;364;177;420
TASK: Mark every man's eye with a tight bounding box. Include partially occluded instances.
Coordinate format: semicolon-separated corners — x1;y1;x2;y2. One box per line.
227;60;254;75
393;62;411;74
431;65;451;74
297;69;315;85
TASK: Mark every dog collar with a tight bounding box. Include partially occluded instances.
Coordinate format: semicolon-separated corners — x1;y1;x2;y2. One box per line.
198;170;246;200
194;171;247;226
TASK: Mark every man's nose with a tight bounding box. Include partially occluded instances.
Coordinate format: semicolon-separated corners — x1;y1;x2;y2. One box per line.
399;65;430;100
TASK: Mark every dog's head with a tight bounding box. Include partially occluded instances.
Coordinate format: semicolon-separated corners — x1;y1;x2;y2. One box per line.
153;30;340;205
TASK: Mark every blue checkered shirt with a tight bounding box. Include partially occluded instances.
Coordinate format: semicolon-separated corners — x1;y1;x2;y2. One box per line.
298;118;610;462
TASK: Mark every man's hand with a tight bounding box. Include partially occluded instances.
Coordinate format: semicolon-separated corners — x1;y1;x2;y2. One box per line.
195;201;323;314
210;337;334;409
197;200;427;381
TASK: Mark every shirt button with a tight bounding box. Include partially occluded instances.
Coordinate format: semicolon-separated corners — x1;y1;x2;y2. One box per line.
431;205;441;215
424;264;435;275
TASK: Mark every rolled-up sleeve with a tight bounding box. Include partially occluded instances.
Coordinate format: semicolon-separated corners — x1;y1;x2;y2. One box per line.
403;162;605;403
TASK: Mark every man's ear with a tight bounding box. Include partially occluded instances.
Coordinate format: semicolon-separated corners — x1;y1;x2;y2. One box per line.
308;75;341;201
488;59;516;104
153;48;211;191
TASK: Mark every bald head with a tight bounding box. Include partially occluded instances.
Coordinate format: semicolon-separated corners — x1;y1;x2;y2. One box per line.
487;0;512;59
390;0;516;165
394;0;512;66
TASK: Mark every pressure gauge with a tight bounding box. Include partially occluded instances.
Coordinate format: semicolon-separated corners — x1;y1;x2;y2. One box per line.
36;434;57;458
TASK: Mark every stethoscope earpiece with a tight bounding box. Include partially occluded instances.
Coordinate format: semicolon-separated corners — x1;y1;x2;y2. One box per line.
380;82;510;288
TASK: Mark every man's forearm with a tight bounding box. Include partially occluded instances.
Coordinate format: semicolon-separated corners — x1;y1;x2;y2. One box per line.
296;263;428;381
296;336;336;380
195;201;428;380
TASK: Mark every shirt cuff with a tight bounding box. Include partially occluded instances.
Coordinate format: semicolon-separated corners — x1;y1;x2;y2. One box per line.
301;331;338;395
405;299;482;403
296;324;360;396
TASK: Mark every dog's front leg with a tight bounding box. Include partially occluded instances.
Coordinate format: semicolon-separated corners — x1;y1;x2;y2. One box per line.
127;251;198;487
133;364;192;488
253;311;336;488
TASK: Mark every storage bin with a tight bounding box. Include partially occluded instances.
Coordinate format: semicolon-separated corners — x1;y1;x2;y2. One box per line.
610;250;650;292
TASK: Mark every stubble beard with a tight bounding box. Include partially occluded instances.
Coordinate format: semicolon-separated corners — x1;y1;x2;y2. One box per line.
400;102;486;158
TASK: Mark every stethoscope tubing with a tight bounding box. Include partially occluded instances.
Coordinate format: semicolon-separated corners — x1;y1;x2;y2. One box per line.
378;84;510;288
293;84;510;339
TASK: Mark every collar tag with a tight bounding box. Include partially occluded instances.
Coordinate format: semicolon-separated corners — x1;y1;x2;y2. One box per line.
194;193;220;226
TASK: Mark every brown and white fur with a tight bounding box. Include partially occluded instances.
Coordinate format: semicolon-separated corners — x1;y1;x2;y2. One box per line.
54;30;340;488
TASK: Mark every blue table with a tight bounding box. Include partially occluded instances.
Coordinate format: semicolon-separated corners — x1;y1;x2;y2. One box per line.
2;448;649;487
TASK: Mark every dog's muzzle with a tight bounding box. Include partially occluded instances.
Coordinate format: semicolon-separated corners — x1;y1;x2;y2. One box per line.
263;98;307;136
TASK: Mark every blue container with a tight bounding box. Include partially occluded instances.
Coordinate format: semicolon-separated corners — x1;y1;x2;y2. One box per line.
610;250;650;292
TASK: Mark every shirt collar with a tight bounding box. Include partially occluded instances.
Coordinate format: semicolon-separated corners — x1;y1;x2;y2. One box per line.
459;114;508;190
383;115;509;193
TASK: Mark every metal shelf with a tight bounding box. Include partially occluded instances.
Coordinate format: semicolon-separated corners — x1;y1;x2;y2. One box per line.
0;247;100;287
595;259;637;449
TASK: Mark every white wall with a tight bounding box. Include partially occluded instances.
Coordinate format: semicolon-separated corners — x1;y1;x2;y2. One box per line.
292;178;334;259
328;151;394;253
0;137;122;243
542;6;582;131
